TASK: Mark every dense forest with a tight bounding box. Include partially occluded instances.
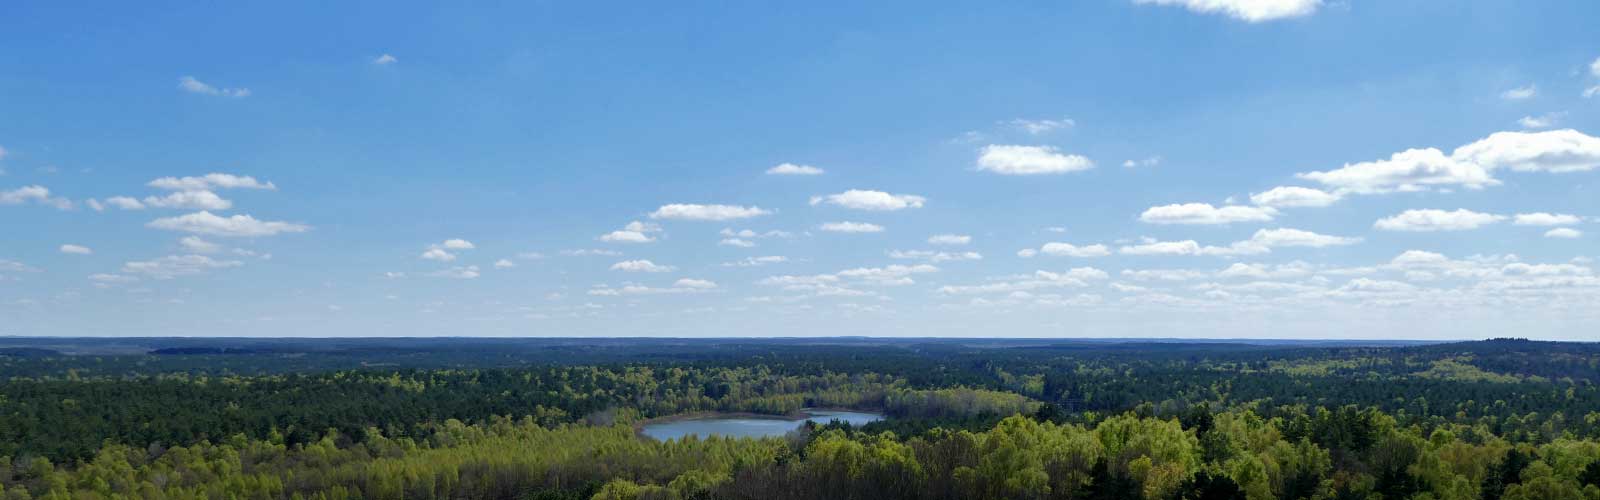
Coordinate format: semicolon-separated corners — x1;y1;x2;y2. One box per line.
2;337;1598;499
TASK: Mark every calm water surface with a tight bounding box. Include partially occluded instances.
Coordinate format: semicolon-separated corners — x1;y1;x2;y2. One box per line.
641;410;883;441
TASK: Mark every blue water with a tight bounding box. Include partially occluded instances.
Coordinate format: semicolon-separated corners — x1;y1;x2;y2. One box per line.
640;410;884;441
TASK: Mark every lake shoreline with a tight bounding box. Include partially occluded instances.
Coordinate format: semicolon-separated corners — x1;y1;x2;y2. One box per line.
633;407;885;440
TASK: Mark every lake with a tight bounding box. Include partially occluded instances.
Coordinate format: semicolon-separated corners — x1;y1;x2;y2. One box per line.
640;410;884;441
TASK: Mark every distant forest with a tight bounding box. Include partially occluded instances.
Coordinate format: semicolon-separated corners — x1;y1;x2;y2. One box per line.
1;337;1598;499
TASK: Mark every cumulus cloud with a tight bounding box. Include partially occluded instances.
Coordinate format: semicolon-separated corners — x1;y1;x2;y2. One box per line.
1373;209;1505;232
148;173;276;191
420;248;456;261
1500;85;1537;100
178;76;250;98
1249;186;1341;208
1139;203;1277;225
722;256;788;267
765;163;825;175
122;254;243;278
1248;228;1361;247
936;267;1107;295
649;204;770;221
837;264;939;286
59;244;92;255
140;190;232;210
1297;148;1496;194
1;185;73;210
1007;118;1075;135
976;145;1093;175
610;259;676;272
147;211;310;237
1517;112;1565;130
888;250;983;263
103;197;146;210
1452;129;1600;173
927;234;971;246
819;221;885;233
1545;228;1583;239
494;259;516;268
719;238;756;247
1133;0;1321;22
374;54;398;65
1122;156;1162;168
1513;212;1582;226
810;189;926;211
674;278;718;289
600;220;663;243
440;239;474;249
1037;242;1112;257
561;249;623;257
179;236;221;254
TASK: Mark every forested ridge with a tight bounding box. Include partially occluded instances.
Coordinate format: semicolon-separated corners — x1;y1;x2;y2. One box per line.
2;338;1599;499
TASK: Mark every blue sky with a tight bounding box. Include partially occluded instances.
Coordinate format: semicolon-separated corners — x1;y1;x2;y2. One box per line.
2;0;1598;339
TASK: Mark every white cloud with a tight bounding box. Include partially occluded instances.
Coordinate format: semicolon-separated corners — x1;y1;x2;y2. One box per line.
177;76;250;98
765;163;825;175
936;267;1106;295
1;185;72;210
104;196;146;210
649;204;770;221
1139;203;1276;225
88;273;137;283
1585;86;1600;99
179;236;221;254
1119;240;1204;256
374;54;398;65
148;173;275;191
1591;56;1600;78
140;190;232;210
122;254;243;278
1121;156;1161;168
1038;242;1112;257
838;264;939;286
610;259;676;272
1133;0;1321;22
1248;228;1361;247
1545;228;1583;239
674;278;718;289
723;256;788;267
420;248;456;261
494;259;515;268
0;259;39;273
561;249;623;257
719;228;794;239
1517;113;1565;130
428;266;480;279
1500;85;1537;100
976;145;1093;175
600;221;662;243
810;189;926;211
1017;249;1039;258
1007;118;1075;135
719;238;756;248
1513;212;1582;226
1249;186;1341;208
517;252;546;260
888;250;983;262
927;234;971;246
819;221;885;233
442;239;475;249
59;244;92;255
1297;148;1496;194
1374;209;1505;232
147;211;310;237
1452;129;1600;173
1118;239;1267;257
